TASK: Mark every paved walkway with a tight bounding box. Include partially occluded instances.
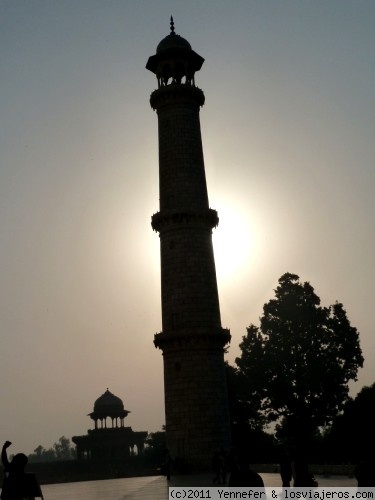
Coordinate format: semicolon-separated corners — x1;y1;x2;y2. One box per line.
39;472;357;500
121;473;357;499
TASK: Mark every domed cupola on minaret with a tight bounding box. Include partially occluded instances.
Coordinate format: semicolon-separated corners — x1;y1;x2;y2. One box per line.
146;16;204;87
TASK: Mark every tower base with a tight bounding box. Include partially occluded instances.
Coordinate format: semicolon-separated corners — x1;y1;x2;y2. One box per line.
155;329;231;471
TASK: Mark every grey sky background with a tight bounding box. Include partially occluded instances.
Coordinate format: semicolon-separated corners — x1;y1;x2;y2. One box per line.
0;1;374;455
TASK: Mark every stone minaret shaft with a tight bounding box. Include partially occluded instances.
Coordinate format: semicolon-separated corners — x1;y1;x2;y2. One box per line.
147;20;231;470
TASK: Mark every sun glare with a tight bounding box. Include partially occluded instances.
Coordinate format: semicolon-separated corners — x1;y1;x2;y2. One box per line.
212;201;253;281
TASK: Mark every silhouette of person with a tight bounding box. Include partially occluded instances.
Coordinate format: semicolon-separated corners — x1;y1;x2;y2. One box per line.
355;456;374;487
212;450;224;485
220;448;229;485
291;448;317;487
163;449;172;480
1;440;30;499
228;452;264;487
279;446;292;487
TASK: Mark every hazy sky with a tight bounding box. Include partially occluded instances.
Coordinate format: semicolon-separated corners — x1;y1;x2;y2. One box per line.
1;1;374;455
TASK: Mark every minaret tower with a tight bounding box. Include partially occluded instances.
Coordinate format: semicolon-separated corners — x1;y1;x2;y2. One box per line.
146;18;231;470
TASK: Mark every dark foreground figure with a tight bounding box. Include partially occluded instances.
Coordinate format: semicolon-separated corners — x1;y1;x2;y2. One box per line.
279;447;293;487
228;454;264;487
291;449;318;487
1;441;43;500
355;459;375;487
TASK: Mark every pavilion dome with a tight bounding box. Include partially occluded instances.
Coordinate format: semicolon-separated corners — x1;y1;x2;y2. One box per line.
89;389;129;420
94;389;124;412
157;32;192;53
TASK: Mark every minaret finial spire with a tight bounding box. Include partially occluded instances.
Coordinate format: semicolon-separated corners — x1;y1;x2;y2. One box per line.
170;16;175;34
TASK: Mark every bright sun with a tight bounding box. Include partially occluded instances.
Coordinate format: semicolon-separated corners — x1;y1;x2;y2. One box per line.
212;201;253;281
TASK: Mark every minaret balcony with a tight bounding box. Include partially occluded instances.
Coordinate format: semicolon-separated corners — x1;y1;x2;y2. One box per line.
151;208;218;233
154;327;231;351
150;84;205;110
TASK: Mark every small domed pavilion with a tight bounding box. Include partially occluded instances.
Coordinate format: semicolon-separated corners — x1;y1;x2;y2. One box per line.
72;389;147;461
89;388;129;429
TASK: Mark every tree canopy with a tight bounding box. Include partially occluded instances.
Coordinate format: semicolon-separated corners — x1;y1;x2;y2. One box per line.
28;436;76;462
235;273;363;446
144;430;166;456
325;382;375;461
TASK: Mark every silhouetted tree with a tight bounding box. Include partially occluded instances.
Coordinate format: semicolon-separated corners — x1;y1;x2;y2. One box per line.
226;362;276;459
53;436;76;460
226;362;265;432
325;383;375;462
144;429;166;460
235;273;363;447
28;436;75;462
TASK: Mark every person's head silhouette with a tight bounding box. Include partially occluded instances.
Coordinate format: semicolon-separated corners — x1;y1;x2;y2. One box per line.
12;452;28;471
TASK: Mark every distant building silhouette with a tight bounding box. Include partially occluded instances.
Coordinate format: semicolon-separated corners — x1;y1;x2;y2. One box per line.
146;18;232;470
72;389;147;461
